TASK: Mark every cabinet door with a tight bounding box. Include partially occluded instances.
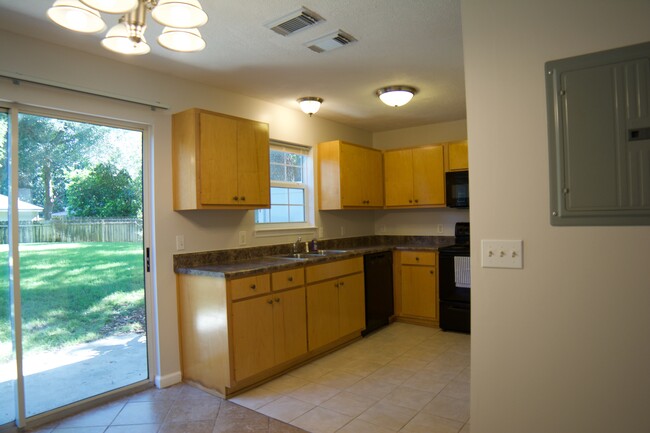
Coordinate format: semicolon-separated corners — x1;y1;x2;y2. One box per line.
306;280;340;351
412;146;445;205
340;142;369;207
231;296;275;381
384;149;414;206
448;140;468;171
401;265;437;319
199;113;239;205
365;149;385;207
338;273;365;337
273;287;307;364
237;120;270;206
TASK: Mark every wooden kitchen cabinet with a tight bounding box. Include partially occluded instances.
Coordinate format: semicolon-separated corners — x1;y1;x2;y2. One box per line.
306;257;365;351
318;140;384;209
177;266;307;397
445;140;468;171
172;108;270;210
393;250;438;327
231;286;307;381
384;145;445;207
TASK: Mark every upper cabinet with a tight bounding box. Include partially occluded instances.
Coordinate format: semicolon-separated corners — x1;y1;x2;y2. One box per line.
384;144;445;208
172;108;270;210
318;140;384;210
446;140;468;171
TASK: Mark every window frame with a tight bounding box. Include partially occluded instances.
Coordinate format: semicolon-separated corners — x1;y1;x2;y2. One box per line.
254;142;316;235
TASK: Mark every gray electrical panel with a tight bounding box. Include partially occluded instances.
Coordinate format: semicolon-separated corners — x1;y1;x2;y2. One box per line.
545;42;650;226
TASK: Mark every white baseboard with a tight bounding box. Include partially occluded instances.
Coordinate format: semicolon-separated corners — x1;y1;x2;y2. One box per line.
155;371;182;388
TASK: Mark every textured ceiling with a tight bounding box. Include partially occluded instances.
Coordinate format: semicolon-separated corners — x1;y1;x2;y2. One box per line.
0;0;466;132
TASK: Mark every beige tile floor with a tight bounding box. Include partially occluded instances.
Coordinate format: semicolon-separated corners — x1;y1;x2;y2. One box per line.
27;322;470;433
231;322;471;433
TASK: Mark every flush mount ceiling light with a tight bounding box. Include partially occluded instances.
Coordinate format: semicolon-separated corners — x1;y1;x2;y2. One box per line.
376;85;418;107
297;97;323;117
47;0;208;55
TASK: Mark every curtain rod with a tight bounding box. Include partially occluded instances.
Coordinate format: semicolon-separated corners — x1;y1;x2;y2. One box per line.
0;70;169;111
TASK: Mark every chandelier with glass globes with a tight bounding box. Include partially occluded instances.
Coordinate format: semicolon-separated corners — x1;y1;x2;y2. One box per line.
47;0;208;55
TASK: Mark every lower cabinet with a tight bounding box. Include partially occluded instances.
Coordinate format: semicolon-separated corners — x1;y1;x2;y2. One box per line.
393;250;438;326
306;257;365;351
177;257;364;398
231;286;307;381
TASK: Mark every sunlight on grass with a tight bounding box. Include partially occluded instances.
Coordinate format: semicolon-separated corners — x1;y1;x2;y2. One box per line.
0;242;145;362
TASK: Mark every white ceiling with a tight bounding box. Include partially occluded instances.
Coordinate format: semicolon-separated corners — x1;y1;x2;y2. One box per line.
0;0;466;133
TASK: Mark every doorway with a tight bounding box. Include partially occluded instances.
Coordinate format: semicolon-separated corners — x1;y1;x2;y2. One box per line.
0;108;149;427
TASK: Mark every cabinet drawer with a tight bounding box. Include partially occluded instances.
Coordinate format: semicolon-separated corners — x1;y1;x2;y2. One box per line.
272;267;305;291
306;257;363;283
230;274;270;301
400;251;437;266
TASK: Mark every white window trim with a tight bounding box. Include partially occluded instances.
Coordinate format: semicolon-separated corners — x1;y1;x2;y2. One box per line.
255;141;316;235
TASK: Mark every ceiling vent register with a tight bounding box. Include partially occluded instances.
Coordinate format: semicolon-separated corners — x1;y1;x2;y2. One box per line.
267;7;324;36
307;30;357;53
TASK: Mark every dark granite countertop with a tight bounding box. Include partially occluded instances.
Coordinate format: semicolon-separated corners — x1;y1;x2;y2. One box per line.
174;235;453;279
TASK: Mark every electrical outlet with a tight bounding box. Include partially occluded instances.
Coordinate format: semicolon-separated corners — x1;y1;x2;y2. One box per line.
379;225;387;234
481;240;523;269
340;226;346;236
239;231;247;245
437;224;444;234
318;227;324;238
175;235;185;251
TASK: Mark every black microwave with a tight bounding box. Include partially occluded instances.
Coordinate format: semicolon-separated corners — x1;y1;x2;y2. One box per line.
446;171;469;208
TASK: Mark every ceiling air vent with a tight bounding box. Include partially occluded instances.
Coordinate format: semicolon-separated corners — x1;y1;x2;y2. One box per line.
266;7;325;36
306;30;357;53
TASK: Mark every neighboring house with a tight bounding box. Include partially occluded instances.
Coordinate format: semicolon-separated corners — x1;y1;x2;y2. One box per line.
0;194;43;222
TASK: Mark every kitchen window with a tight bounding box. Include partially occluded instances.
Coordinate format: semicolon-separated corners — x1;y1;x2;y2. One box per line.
255;143;314;229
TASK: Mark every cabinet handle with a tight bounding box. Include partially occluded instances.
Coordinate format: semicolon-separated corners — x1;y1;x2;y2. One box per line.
240;196;246;201
414;199;419;203
267;299;274;305
334;282;339;288
429;270;434;275
250;284;256;289
274;297;281;303
339;281;345;287
409;199;413;203
288;276;293;282
232;196;239;201
415;257;420;261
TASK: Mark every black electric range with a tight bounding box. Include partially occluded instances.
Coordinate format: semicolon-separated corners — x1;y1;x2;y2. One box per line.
438;222;470;333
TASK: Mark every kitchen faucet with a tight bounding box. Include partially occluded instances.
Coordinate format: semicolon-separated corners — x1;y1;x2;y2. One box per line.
293;236;302;253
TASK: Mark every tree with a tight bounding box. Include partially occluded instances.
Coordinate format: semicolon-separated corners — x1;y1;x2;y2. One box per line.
17;114;109;219
67;163;140;218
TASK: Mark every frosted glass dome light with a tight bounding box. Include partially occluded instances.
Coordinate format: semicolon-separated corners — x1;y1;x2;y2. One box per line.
376;86;418;107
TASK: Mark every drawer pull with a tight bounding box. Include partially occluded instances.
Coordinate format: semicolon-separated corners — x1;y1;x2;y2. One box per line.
339;281;345;287
267;299;273;305
250;284;256;289
274;297;281;303
288;276;293;282
415;257;420;261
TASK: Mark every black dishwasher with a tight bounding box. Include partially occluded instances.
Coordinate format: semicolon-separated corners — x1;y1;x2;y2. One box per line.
362;251;394;336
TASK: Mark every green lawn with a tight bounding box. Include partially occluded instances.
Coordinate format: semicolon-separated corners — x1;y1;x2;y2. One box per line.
0;242;145;362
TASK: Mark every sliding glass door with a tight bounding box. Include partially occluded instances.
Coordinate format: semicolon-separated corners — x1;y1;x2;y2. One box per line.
0;109;16;426
0;107;149;426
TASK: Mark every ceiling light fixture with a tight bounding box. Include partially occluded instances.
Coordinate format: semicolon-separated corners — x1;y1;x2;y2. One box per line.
376;85;418;107
297;97;323;117
47;0;208;55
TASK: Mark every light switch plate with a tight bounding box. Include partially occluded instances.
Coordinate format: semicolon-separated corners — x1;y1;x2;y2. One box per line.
175;235;185;251
481;240;523;269
239;231;247;245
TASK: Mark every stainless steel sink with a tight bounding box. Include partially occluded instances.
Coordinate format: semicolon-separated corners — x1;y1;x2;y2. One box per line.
275;250;349;260
305;249;349;256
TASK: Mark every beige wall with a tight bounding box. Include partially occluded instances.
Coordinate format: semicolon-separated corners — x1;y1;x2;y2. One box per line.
461;1;650;432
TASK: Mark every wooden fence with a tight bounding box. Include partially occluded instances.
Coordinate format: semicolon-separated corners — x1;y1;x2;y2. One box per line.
0;218;143;244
